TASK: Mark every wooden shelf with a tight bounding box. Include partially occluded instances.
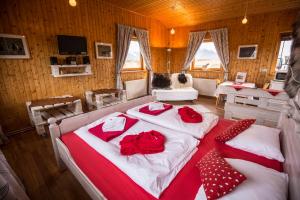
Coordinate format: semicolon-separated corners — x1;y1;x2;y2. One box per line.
50;64;92;77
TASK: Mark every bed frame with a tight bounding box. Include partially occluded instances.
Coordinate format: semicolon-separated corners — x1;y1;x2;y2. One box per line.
48;94;300;200
48;96;155;200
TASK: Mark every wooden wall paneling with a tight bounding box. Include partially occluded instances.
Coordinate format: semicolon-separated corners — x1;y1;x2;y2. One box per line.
0;0;168;132
169;9;298;86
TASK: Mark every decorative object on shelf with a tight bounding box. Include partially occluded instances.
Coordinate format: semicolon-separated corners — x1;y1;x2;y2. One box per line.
242;1;248;24
85;89;127;111
237;45;258;59
26;95;83;136
235;72;247;83
66;56;77;65
50;56;58;65
0;34;30;59
95;42;113;59
83;55;90;64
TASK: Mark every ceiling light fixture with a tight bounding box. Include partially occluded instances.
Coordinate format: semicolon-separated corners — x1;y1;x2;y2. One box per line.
69;0;77;7
170;28;175;35
242;1;248;24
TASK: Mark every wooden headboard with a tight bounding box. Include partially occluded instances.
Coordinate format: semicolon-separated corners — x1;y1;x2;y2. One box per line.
278;90;300;200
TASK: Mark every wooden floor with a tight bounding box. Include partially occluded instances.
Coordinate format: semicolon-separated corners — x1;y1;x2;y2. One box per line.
1;96;223;200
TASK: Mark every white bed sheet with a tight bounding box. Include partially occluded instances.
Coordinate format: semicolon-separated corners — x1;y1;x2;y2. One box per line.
74;112;199;198
195;158;288;200
127;103;219;139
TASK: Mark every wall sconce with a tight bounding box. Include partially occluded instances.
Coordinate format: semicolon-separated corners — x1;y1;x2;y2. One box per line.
170;28;175;35
69;0;77;7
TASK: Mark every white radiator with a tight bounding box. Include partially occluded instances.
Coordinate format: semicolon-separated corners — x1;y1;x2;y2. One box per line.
193;78;217;97
125;79;148;100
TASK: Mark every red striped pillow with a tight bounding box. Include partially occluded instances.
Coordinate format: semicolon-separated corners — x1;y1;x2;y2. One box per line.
196;149;247;200
215;119;256;143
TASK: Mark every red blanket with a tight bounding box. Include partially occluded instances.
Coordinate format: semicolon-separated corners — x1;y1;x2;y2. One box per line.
61;119;283;200
120;130;165;155
139;104;173;116
88;114;138;142
178;106;203;123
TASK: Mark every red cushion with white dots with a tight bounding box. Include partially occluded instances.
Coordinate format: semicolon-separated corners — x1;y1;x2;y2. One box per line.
215;119;256;143
196;149;247;200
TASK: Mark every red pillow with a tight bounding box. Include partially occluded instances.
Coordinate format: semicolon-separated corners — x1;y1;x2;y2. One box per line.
196;149;247;200
215;119;256;143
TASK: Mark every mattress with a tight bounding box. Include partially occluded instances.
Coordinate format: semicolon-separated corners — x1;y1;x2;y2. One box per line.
61;119;282;200
127;103;219;139
72;112;199;198
152;87;198;101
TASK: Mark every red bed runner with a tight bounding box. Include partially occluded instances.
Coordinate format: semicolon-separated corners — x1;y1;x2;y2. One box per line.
61;119;282;200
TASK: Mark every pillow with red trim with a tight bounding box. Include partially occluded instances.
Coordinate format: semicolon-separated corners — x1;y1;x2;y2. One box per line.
215;119;256;143
196;149;246;200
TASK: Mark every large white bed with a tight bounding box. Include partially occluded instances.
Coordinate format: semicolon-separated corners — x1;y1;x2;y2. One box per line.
48;95;300;200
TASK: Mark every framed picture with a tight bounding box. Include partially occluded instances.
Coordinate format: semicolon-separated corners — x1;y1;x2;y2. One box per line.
235;72;247;83
0;34;30;59
237;45;258;59
95;42;112;59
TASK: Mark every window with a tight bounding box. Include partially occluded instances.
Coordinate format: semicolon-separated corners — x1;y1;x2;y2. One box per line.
123;40;143;70
193;41;221;69
276;33;292;71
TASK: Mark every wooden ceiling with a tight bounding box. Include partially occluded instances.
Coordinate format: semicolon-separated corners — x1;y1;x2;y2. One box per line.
105;0;300;27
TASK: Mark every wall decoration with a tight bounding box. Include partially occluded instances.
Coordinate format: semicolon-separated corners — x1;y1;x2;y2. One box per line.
95;42;113;59
237;45;258;59
235;72;247;83
0;34;30;59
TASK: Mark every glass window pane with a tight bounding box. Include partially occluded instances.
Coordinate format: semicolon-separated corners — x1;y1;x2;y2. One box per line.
124;40;141;69
194;42;221;69
276;39;292;71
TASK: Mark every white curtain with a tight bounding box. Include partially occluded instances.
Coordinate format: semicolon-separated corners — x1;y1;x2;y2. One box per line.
209;28;230;80
135;29;153;94
116;24;134;89
182;31;207;71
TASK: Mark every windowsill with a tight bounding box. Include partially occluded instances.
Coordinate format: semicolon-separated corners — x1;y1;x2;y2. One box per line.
121;69;147;73
191;68;221;72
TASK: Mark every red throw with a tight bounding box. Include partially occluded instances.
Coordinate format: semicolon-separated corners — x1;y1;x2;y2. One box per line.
88;114;139;142
265;89;282;96
120;130;165;155
231;84;245;91
139;104;173;116
178;106;203;123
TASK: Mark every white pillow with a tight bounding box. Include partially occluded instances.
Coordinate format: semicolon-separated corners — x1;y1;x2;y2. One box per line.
195;158;288;200
225;125;284;162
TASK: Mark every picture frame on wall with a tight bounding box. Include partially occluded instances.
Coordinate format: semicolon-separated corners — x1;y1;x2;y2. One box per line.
235;72;247;83
237;44;258;59
95;42;113;59
0;34;30;59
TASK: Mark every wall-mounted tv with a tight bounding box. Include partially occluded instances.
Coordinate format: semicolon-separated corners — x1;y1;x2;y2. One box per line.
57;35;87;55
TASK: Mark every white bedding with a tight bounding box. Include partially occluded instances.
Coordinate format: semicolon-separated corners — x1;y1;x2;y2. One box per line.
74;112;199;198
127;103;219;139
195;158;288;200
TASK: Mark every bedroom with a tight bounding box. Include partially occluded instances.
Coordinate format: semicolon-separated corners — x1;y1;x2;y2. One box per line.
0;0;300;199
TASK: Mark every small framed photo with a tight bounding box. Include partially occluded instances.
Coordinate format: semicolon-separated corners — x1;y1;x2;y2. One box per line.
0;34;30;59
237;45;258;59
95;42;112;59
235;72;247;83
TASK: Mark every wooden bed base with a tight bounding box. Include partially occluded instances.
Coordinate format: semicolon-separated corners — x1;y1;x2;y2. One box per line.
48;94;300;200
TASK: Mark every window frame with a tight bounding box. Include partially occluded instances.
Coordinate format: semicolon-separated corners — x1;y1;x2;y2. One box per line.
191;38;222;71
122;38;145;72
275;32;292;72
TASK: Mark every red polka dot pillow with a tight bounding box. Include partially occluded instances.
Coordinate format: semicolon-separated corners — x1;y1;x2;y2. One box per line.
196;149;247;200
215;119;256;143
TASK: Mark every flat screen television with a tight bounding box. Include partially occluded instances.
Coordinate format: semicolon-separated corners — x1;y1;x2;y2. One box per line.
57;35;87;55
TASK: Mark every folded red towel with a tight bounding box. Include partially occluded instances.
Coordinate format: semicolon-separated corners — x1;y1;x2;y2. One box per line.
231;84;245;91
178;106;203;123
139;103;173;116
88;114;139;142
120;130;165;155
265;89;282;96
